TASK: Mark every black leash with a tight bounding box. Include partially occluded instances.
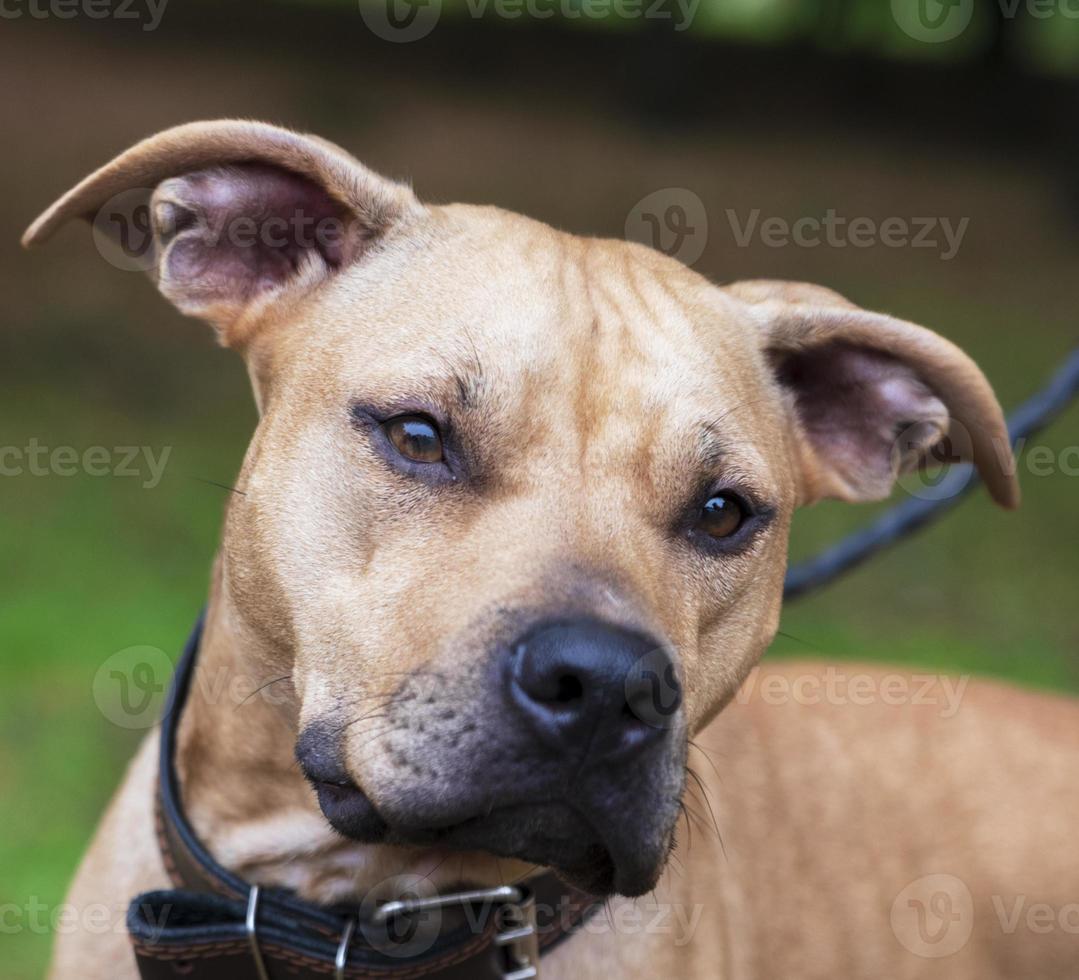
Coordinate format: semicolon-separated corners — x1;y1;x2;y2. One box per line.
784;346;1079;601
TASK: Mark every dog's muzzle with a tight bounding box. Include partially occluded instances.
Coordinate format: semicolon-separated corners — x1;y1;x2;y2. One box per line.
301;617;688;897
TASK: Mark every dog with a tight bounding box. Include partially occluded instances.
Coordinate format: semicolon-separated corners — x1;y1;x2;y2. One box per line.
25;120;1079;979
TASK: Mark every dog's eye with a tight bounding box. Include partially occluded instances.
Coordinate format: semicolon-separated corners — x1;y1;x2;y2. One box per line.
383;415;444;464
697;492;748;539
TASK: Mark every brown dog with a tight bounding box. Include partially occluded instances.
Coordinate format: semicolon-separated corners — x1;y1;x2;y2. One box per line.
25;121;1079;978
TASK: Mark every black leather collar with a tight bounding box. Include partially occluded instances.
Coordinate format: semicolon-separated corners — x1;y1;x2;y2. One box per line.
127;613;598;979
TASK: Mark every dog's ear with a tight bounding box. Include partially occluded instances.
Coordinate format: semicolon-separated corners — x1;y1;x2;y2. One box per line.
726;279;1019;509
22;120;422;347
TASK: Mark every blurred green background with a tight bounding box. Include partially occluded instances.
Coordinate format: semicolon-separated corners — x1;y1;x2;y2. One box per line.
2;2;1078;975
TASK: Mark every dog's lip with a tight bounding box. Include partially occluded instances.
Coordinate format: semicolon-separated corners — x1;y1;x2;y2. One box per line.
312;777;353;791
310;775;613;882
311;776;390;842
376;795;661;896
308;775;664;897
410;801;632;895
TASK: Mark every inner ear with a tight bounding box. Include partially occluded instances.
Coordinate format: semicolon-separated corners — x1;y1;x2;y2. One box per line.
770;341;949;503
152;164;362;325
24;119;424;351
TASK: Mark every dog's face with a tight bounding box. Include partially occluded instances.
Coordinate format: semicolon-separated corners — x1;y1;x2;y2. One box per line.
27;121;1018;897
237;207;795;895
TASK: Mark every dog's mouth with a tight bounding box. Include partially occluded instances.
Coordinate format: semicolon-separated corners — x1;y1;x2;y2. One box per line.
310;778;662;896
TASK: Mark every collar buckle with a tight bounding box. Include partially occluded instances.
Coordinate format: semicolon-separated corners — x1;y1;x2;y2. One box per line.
493;888;540;979
245;885;271;980
372;884;540;979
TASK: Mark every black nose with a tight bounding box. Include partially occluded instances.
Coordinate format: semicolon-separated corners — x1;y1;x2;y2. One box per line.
508;619;680;758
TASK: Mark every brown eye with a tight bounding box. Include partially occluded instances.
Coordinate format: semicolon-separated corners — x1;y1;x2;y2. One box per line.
698;492;747;539
383;415;444;464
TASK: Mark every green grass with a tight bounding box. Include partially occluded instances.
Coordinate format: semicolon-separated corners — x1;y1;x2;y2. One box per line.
0;319;256;976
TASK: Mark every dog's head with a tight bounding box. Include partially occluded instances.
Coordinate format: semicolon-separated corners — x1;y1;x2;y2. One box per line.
26;121;1018;897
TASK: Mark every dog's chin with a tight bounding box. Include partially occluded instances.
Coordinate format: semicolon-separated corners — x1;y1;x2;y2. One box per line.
311;780;665;897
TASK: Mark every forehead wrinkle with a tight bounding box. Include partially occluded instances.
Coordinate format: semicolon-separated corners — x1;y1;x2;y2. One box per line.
569;243;720;491
628;269;719;393
581;243;674;388
563;238;605;473
626;255;680;336
578;252;664;484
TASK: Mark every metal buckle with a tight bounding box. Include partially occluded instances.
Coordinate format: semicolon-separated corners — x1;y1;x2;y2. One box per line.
335;916;357;980
372;884;540;979
245;885;271;980
493;889;540;980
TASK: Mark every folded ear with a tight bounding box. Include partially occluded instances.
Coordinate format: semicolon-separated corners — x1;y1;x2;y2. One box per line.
726;279;1019;510
22;120;423;346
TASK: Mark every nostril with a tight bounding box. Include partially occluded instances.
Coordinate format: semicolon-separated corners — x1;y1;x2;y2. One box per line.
554;674;584;703
508;618;677;754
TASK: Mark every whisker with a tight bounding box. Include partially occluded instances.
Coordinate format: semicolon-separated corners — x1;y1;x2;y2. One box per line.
236;674;293;708
191;476;247;496
685;765;723;847
774;629;821;650
677;799;693;851
688;738;723;783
